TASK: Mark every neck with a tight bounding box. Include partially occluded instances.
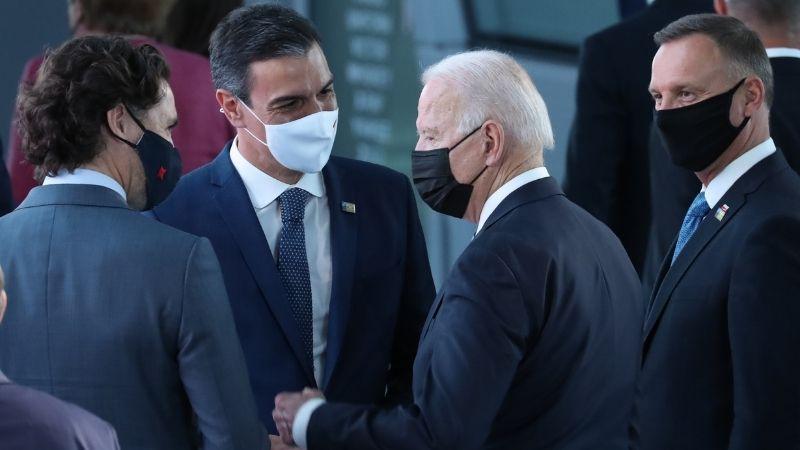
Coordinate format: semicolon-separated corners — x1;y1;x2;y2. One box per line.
696;121;769;186
83;158;127;191
752;26;800;49
463;153;539;223
236;133;303;184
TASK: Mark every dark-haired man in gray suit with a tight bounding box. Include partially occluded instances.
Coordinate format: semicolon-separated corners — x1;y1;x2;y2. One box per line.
0;35;267;449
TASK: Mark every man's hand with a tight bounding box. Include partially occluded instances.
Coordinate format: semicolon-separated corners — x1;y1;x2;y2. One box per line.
269;434;296;449
273;388;325;446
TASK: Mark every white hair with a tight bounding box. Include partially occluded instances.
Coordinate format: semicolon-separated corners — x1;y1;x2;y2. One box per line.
421;50;555;157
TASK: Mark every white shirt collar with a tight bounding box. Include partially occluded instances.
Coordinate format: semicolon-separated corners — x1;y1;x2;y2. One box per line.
703;138;776;209
476;167;550;233
42;168;127;202
766;47;800;59
229;138;325;209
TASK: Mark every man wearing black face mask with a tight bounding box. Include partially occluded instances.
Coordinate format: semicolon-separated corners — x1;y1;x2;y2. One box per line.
0;36;268;449
272;50;643;450
632;14;800;450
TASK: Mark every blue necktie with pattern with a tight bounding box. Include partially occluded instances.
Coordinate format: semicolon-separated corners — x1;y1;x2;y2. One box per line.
277;188;313;366
672;191;711;265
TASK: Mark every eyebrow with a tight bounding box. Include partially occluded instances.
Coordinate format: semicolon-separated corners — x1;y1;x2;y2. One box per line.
268;76;336;107
417;126;439;136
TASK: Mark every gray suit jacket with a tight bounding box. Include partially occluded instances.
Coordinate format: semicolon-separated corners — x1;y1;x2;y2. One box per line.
0;369;120;449
0;184;267;450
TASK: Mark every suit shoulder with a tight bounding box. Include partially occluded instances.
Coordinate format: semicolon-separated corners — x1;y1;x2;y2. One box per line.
0;383;116;443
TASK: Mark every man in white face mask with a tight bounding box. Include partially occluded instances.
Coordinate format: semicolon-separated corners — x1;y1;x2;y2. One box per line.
151;4;436;445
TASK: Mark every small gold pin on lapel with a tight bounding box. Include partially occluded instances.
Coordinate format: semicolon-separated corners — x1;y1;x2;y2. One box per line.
714;204;729;221
341;201;356;214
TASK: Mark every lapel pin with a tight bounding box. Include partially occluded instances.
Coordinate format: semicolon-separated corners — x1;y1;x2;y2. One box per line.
341;201;356;214
714;204;729;221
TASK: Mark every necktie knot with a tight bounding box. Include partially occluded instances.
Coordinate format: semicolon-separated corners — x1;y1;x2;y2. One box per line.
672;191;711;264
687;192;711;218
279;188;310;223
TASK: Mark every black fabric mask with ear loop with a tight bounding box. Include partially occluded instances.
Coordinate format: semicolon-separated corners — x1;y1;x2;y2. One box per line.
412;125;486;218
654;78;750;172
110;106;183;210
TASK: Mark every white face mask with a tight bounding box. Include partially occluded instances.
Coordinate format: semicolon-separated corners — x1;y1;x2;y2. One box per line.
239;100;338;173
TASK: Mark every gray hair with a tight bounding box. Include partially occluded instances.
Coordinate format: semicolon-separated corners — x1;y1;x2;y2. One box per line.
655;13;774;107
421;50;555;158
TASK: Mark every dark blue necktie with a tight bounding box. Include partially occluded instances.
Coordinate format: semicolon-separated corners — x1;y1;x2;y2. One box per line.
277;188;313;366
672;191;711;265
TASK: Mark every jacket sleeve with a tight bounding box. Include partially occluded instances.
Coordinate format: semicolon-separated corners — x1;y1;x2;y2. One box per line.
307;244;528;450
178;237;268;450
384;179;436;406
728;215;800;449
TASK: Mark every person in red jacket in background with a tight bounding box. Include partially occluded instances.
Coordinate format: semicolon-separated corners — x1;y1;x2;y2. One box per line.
6;0;234;205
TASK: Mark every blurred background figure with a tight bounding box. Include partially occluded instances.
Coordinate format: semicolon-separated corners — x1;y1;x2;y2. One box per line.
0;137;10;216
161;0;243;56
5;0;234;206
0;265;121;450
644;0;800;288
564;0;712;276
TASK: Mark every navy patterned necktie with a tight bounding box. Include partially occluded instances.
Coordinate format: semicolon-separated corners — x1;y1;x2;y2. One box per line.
277;187;313;366
672;191;711;265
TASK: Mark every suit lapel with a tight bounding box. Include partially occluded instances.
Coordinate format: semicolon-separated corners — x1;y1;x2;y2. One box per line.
210;148;316;385
321;160;359;389
642;151;791;344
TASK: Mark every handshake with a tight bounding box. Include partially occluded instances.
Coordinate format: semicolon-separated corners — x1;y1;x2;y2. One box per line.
269;388;325;449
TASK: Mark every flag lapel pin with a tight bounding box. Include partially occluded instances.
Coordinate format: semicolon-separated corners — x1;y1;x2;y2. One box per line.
714;204;729;221
341;201;356;214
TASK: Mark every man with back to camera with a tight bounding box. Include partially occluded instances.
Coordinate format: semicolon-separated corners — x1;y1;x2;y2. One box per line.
0;35;268;450
153;4;436;435
272;49;644;450
632;14;800;450
0;264;121;450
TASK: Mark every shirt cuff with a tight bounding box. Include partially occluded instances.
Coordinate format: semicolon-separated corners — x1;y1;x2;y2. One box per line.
293;397;326;449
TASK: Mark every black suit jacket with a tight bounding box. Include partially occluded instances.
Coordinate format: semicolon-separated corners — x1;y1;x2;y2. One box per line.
0;370;120;449
632;151;800;449
565;0;712;274
306;177;644;450
644;56;800;290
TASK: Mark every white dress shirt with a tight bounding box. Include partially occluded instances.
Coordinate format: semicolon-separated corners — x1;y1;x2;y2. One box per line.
43;168;127;202
476;167;551;234
230;139;332;386
766;47;800;59
702;138;776;209
291;166;551;449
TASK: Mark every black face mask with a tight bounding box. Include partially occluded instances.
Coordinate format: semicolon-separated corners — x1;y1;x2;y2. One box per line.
111;106;183;210
654;78;750;172
412;126;485;218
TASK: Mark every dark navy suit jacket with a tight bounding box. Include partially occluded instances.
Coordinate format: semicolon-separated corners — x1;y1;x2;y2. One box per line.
153;144;435;433
632;151;800;449
306;177;644;449
0;370;120;449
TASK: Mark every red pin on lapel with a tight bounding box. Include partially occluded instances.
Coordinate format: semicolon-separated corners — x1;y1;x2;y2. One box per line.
157;166;167;181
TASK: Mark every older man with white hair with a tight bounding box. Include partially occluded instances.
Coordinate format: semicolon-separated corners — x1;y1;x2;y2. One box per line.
272;50;643;450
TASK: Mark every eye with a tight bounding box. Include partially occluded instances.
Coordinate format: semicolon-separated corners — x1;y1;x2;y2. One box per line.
679;90;695;100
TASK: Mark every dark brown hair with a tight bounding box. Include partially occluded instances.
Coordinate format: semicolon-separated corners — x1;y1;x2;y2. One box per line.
655;13;774;106
76;0;174;36
16;35;170;177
